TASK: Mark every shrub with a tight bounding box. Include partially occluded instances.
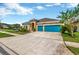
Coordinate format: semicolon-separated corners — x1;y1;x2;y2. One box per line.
61;24;74;37
32;27;36;31
61;25;67;33
19;27;29;32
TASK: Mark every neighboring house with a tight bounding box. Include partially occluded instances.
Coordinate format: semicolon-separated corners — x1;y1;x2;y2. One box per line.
73;21;79;32
0;23;10;29
22;18;62;32
73;16;79;32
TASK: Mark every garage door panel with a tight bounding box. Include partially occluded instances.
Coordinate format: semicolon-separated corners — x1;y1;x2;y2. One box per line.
38;26;43;31
44;25;61;32
38;25;61;32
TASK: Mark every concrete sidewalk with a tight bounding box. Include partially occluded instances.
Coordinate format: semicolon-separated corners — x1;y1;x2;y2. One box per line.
65;41;79;48
0;32;73;55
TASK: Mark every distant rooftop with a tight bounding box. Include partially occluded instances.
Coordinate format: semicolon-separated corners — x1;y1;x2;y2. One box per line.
39;18;59;22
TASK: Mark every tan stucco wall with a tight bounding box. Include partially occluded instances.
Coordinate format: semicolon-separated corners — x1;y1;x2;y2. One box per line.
29;21;37;31
27;25;30;30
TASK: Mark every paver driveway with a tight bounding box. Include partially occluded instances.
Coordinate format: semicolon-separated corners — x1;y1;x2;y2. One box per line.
0;32;73;55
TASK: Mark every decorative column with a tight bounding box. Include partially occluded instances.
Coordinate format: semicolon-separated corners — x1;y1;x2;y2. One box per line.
43;24;44;32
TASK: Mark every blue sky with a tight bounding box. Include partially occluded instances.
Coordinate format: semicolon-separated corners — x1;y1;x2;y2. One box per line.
0;3;78;24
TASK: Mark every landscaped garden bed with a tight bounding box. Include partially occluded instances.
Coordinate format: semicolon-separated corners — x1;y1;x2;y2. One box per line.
0;32;13;38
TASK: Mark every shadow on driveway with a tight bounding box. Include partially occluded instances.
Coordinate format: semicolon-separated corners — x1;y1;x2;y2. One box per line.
0;47;10;55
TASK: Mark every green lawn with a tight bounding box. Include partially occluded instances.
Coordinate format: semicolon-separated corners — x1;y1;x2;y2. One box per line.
0;29;29;35
62;32;79;55
0;32;13;38
67;46;79;55
62;32;79;43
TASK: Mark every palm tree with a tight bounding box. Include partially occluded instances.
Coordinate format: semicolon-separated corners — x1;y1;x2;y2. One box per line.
58;10;75;36
58;4;79;37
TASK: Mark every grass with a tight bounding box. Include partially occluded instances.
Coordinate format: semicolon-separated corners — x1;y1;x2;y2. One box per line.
4;29;27;34
62;32;79;43
0;28;29;35
0;32;13;38
62;32;79;55
67;46;79;55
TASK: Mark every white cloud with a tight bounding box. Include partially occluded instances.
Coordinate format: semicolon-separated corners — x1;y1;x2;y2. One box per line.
0;3;33;17
4;3;33;15
53;3;61;6
35;6;45;10
45;3;61;7
0;8;15;16
46;3;78;8
68;3;78;8
0;8;9;16
45;4;53;7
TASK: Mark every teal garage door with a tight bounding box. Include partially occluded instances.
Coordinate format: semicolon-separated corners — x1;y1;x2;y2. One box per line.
38;25;61;32
38;26;43;31
44;25;61;32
